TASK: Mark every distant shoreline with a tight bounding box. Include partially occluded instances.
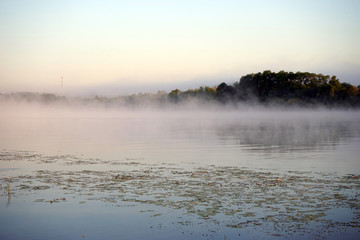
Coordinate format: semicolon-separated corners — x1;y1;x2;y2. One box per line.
1;71;359;109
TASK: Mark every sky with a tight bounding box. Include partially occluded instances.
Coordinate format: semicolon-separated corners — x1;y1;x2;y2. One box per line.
0;0;359;95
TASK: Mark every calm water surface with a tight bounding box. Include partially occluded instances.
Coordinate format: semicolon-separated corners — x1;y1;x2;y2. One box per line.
1;108;359;173
0;107;359;239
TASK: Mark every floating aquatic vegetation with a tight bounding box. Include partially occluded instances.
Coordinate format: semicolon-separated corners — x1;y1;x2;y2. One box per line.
49;198;66;204
0;151;100;165
0;150;359;239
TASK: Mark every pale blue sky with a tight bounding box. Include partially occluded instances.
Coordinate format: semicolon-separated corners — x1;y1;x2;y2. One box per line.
0;0;359;94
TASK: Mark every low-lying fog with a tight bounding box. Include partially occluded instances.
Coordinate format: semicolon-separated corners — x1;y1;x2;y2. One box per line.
1;101;360;174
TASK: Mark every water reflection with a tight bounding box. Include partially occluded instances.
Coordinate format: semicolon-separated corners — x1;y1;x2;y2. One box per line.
6;181;11;207
217;119;360;153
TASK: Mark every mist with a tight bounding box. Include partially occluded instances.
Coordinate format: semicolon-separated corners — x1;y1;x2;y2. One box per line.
1;87;360;172
1;94;359;171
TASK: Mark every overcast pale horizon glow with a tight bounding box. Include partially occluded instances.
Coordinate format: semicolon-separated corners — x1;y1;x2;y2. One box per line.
1;0;359;95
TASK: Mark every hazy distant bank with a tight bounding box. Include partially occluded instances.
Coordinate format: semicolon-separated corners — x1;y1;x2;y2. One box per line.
1;71;359;110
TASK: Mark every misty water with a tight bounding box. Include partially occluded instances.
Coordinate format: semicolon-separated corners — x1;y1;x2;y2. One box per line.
0;105;359;239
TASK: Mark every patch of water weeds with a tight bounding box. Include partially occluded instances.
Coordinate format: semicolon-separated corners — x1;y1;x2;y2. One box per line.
0;152;359;239
0;150;101;166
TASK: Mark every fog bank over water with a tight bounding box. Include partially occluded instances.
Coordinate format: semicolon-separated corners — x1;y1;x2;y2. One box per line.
1;98;360;174
2;94;360;117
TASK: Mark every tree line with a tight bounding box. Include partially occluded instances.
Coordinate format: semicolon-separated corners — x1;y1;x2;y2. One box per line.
170;70;360;106
1;70;359;107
